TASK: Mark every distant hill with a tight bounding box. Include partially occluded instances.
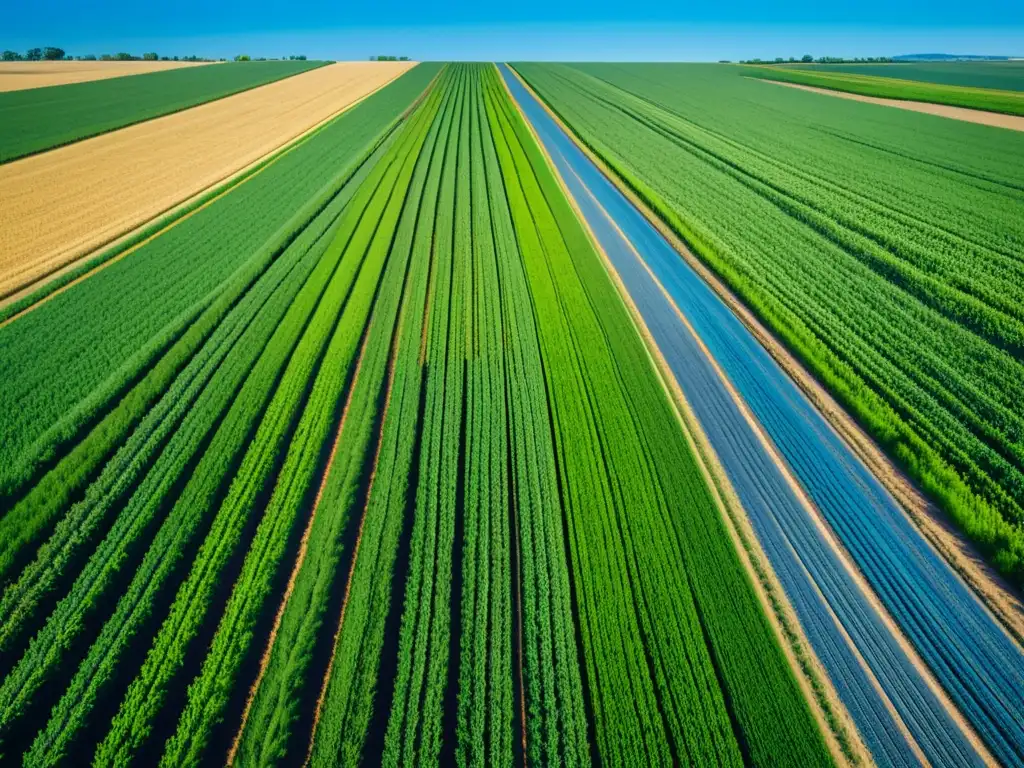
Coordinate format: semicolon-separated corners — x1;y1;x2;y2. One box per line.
893;53;1013;61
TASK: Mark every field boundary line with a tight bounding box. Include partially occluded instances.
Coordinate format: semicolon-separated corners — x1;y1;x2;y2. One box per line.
0;65;416;326
506;64;1024;651
497;62;866;766
753;77;1024;132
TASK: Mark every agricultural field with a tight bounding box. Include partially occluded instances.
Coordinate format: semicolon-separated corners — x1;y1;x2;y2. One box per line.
743;62;1024;115
0;60;212;92
514;62;1024;587
0;62;832;767
0;61;414;298
788;60;1024;91
2;42;1023;768
0;59;325;161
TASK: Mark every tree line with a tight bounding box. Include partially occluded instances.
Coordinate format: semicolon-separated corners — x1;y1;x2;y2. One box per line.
738;55;895;65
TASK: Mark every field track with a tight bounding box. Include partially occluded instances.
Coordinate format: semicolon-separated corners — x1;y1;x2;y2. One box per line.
761;78;1024;131
502;63;1024;768
0;61;414;298
0;60;214;91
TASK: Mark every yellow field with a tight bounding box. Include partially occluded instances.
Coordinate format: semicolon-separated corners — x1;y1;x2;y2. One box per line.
0;60;213;92
0;61;415;298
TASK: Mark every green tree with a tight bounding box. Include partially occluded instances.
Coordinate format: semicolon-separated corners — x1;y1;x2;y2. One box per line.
26;47;42;61
1;50;19;61
801;54;813;62
143;52;158;61
42;47;65;60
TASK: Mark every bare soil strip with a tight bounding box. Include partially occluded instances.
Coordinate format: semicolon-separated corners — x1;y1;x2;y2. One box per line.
0;60;213;92
760;78;1024;132
512;67;1024;652
0;61;415;298
499;66;865;766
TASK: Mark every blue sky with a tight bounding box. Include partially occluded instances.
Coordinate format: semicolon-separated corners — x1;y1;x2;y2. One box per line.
6;0;1023;61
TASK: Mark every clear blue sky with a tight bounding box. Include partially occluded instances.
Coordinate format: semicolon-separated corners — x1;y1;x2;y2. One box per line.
6;0;1023;61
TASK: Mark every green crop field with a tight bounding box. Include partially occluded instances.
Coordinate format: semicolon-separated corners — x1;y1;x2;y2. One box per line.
743;62;1024;115
788;61;1024;91
0;59;325;162
0;62;832;767
514;61;1024;584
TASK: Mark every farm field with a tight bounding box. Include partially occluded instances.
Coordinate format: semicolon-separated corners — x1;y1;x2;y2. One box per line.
0;59;325;162
0;60;213;92
788;60;1024;91
0;60;414;299
504;62;1024;767
744;63;1024;116
0;61;831;767
513;62;1024;588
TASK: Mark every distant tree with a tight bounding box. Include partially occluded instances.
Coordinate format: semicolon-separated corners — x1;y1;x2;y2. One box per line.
718;60;731;64
296;54;306;60
788;57;796;62
143;52;158;61
801;54;813;62
113;52;133;60
399;56;409;61
234;54;251;61
42;46;65;60
2;50;19;61
26;47;43;60
161;56;170;60
100;54;112;61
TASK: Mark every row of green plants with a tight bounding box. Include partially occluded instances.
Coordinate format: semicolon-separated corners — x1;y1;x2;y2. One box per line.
241;68;457;767
514;61;1024;584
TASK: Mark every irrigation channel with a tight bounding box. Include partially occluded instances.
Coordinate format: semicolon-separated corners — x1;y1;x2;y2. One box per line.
500;63;1024;768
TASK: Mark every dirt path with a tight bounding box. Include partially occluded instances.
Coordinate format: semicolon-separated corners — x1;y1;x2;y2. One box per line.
0;60;213;91
0;61;414;298
760;78;1024;132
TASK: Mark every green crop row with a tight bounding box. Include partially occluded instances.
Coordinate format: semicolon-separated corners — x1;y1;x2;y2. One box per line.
513;62;1024;583
297;68;460;768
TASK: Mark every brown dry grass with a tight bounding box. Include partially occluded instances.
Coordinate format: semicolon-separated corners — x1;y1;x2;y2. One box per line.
765;79;1024;132
0;61;415;298
0;60;213;92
